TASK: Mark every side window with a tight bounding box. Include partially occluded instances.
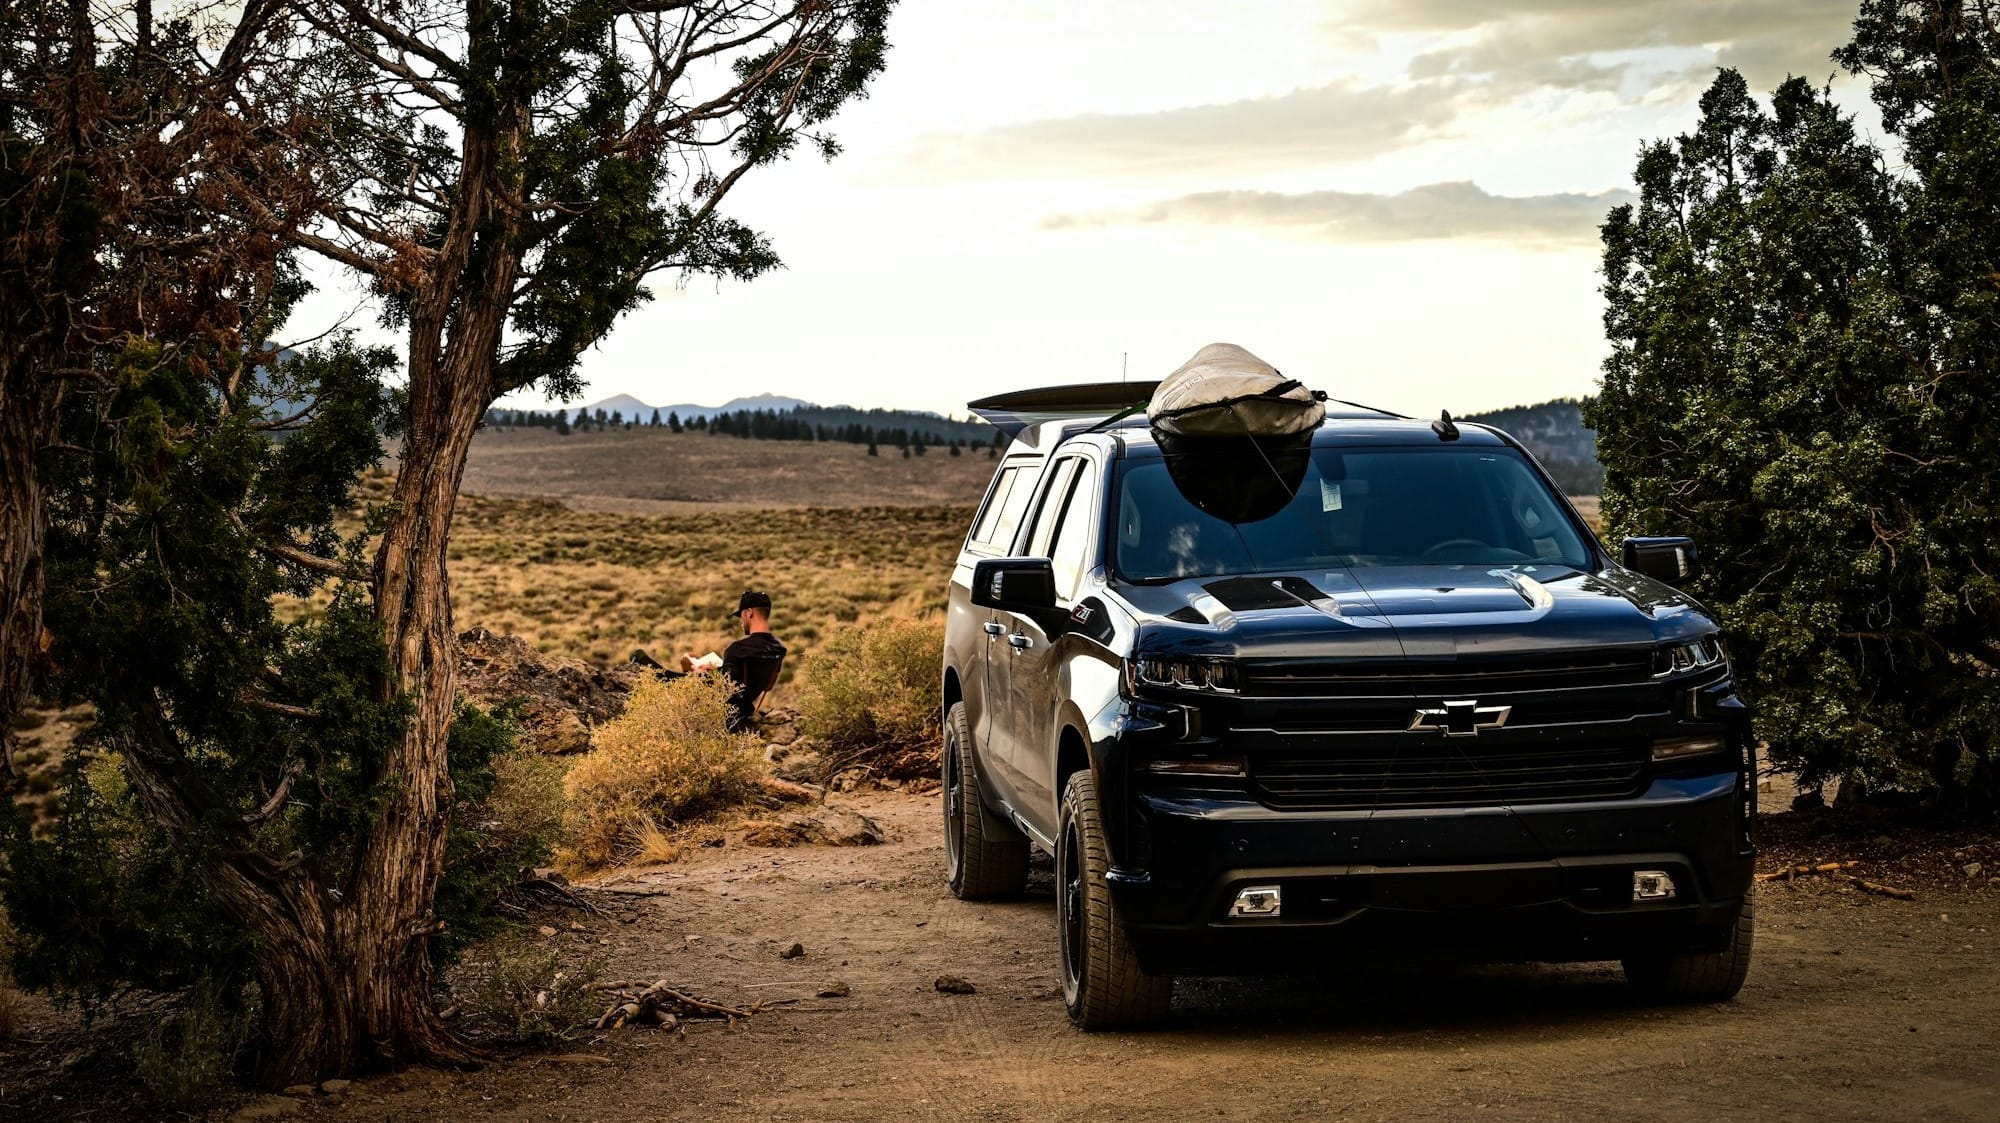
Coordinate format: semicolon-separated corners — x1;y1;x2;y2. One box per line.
1048;462;1100;601
976;460;1043;554
969;465;1020;549
1024;459;1080;557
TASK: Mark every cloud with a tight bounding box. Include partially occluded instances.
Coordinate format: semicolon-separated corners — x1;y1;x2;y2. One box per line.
1046;181;1635;248
1352;1;1857;91
901;79;1468;176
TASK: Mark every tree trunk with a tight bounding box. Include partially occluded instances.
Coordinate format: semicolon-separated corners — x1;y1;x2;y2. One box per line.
0;354;58;787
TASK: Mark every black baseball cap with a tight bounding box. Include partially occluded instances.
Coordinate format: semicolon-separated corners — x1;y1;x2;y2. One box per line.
735;590;772;615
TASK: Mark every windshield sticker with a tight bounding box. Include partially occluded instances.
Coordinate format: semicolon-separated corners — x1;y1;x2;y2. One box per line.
1320;479;1342;512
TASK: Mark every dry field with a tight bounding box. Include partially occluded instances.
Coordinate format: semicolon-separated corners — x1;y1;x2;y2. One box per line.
446;495;973;675
446;426;999;514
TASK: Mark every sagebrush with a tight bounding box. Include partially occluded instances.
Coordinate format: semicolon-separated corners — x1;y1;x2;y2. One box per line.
564;674;765;867
798;615;944;778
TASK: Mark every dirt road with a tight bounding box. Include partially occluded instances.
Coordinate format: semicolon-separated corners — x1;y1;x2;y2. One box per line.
315;793;1998;1123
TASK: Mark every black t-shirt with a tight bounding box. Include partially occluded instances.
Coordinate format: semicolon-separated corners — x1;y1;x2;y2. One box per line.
722;631;786;684
722;633;786;729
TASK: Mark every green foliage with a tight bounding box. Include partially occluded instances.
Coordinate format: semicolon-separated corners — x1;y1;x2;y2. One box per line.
1;328;402;1005
134;976;250;1108
1589;6;2000;807
434;700;569;964
3;755;250;1010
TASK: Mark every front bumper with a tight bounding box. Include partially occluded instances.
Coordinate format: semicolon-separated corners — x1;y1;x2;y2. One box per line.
1109;770;1754;975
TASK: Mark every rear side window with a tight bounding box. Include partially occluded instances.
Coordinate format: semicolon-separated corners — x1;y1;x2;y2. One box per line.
1048;462;1100;601
969;461;1042;553
1024;459;1081;556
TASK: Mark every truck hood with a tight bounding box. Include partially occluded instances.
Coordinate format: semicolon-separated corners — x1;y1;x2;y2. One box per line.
1111;564;1713;660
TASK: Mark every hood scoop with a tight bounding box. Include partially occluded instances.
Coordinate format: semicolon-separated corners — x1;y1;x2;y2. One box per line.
1201;576;1343;617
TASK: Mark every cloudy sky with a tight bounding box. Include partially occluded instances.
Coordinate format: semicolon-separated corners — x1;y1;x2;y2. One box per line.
300;1;1870;418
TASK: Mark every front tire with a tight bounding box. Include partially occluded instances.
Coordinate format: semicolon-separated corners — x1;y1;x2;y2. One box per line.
1623;886;1755;1002
1058;770;1171;1029
943;702;1028;899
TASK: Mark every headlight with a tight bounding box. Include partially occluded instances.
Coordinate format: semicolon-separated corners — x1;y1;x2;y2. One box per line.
1652;637;1726;677
1126;655;1239;694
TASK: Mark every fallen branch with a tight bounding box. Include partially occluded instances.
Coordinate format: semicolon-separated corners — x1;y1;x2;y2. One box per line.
1849;877;1916;901
1756;860;1862;883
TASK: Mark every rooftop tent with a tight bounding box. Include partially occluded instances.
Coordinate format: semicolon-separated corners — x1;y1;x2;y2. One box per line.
967;381;1160;441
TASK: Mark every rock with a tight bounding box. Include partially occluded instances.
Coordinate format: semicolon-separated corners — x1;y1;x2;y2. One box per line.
934;975;977;995
780;942;806;960
740;819;810;848
772;747;826;785
229;1096;303;1121
742;804;885;848
809;805;885;847
282;1084;315;1096
818;979;850;998
537;925;558;937
319;1078;352;1095
1965;862;1985;878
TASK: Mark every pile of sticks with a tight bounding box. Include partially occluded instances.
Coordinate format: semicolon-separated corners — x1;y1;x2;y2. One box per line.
1757;859;1916;900
593;979;753;1030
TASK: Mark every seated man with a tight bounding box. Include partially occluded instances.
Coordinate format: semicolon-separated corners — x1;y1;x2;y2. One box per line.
634;590;786;731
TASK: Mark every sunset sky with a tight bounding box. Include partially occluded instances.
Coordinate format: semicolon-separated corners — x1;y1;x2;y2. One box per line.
296;1;1873;419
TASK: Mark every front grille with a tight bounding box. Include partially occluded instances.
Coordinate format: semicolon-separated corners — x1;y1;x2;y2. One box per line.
1251;741;1649;810
1241;650;1656;698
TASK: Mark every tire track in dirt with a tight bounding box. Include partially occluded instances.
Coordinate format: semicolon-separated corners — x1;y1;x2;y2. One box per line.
314;792;2000;1123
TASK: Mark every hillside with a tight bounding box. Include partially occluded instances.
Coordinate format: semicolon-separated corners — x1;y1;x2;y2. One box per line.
1463;398;1601;494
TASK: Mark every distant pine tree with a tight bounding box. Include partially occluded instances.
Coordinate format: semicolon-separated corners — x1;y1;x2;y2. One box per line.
867;438;878;456
669;411;682;433
650;408;662;427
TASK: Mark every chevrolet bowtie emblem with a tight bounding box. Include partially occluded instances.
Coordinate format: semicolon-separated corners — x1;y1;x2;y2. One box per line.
1410;699;1512;737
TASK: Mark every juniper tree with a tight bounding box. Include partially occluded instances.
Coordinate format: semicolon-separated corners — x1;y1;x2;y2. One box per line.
184;0;894;1077
1588;2;2000;806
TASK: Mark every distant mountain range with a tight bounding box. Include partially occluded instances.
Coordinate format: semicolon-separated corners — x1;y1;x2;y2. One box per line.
573;391;812;421
486;390;1604;493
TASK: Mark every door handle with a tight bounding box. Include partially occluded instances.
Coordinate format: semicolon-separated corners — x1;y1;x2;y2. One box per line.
1007;634;1033;650
983;621;1005;636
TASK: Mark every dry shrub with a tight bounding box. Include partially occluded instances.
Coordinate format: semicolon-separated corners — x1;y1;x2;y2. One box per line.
454;935;603;1045
797;614;945;778
564;674;764;867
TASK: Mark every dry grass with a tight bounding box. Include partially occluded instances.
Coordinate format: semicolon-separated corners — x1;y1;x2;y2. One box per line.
563;675;766;868
447;426;999;513
797;615;946;779
444;492;972;675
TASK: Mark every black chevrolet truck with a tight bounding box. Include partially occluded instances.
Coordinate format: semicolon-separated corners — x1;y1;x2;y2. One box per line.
939;383;1756;1028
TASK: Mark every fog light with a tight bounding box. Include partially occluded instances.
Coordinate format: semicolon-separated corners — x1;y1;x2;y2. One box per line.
1229;885;1282;918
1146;757;1245;777
1632;870;1678;902
1653;735;1727;761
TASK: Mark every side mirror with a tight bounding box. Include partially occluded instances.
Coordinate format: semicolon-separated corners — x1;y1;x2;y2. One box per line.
971;558;1057;613
1622;536;1700;583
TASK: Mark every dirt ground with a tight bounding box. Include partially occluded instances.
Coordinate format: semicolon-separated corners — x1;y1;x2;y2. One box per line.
233;793;1998;1123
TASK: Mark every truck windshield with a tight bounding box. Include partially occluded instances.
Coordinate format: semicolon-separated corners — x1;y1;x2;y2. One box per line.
1111;445;1593;582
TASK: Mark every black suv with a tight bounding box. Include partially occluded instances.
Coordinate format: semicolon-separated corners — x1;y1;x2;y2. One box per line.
940;385;1755;1028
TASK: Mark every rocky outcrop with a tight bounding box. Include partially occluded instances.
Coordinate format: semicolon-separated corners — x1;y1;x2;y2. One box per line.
457;627;642;754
